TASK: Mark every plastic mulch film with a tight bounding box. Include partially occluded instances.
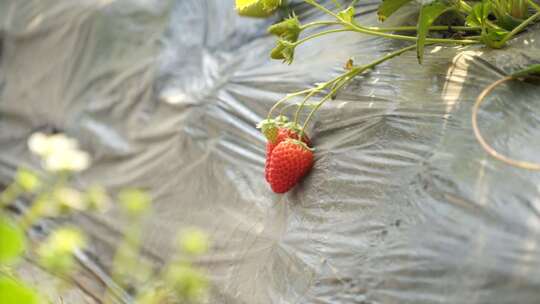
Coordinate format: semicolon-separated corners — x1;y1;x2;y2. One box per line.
1;0;540;303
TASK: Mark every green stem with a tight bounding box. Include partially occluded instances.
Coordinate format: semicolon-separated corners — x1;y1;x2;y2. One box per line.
367;25;481;32
301;44;420;134
267;89;312;119
278;103;299;116
302;21;481;32
347;26;479;44
457;0;472;13
303;0;479;44
300;21;342;30
364;44;420;69
304;0;341;18
294;88;324;125
529;0;540;11
293;70;360;125
294;28;354;45
495;10;540;47
277;99;321;117
298;26;479;45
300;81;348;138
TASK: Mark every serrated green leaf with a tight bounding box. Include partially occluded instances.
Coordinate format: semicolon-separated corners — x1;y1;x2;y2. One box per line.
0;217;25;265
466;1;492;27
417;1;453;64
512;64;540;78
377;0;413;22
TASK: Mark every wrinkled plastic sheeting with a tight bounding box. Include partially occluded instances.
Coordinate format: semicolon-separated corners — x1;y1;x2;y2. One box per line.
1;0;540;303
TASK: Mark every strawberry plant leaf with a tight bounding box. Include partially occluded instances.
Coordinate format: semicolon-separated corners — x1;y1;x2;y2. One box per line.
416;1;453;64
496;13;525;31
512;64;540;78
466;1;492;27
481;28;508;48
377;0;413;22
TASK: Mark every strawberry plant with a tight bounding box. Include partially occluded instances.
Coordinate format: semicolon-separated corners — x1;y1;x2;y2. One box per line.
0;133;210;304
236;0;540;191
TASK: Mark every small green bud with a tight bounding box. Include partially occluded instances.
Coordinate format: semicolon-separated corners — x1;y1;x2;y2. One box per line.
178;229;209;255
166;264;208;302
118;188;151;217
271;40;296;64
268;15;301;38
15;168;41;193
271;43;286;60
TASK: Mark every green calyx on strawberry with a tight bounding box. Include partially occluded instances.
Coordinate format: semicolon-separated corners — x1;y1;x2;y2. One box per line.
282;122;303;136
268;14;301;38
275;115;289;126
266;138;314;193
257;115;291;144
266;123;311;154
257;119;279;143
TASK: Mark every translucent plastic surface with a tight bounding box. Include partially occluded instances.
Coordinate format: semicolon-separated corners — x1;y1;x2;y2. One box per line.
1;0;540;303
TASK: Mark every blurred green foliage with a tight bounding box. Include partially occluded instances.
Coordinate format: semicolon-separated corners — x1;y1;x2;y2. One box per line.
0;132;210;304
0;277;40;304
0;217;25;265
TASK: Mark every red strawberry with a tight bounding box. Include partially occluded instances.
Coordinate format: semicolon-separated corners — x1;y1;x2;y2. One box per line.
265;127;311;182
267;139;313;193
266;127;310;155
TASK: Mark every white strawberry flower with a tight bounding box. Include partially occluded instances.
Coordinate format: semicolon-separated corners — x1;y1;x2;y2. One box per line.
28;132;91;172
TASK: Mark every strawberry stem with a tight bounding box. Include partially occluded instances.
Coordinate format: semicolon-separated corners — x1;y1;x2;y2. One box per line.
303;0;480;44
295;23;479;46
529;0;540;12
492;10;540;47
299;43;421;137
267;88;312;120
302;20;481;32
